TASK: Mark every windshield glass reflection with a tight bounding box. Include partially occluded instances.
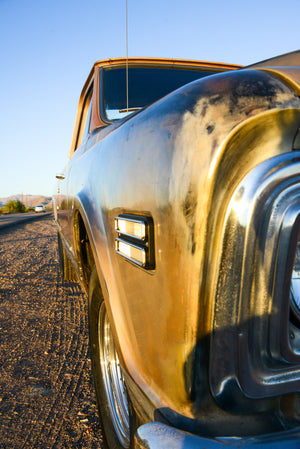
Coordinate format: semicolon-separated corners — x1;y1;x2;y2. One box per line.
103;66;216;120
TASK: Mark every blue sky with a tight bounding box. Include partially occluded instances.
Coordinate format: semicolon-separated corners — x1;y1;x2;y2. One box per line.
0;0;299;198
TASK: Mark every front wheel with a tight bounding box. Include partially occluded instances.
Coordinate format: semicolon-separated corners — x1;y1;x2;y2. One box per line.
88;267;135;448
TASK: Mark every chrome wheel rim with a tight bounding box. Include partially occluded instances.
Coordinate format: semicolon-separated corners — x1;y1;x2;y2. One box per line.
98;302;130;448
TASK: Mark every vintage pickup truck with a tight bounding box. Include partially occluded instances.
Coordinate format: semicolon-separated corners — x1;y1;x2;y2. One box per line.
54;51;300;448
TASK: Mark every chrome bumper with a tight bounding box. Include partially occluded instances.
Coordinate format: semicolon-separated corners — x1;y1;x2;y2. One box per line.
135;423;300;448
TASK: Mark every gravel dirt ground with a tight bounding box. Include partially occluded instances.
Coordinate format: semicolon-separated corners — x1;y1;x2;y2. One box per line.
0;215;104;448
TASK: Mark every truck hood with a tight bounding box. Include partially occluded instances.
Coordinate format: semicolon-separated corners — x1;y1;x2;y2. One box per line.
247;50;300;95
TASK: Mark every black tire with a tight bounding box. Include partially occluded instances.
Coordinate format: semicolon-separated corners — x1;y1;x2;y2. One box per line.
57;232;77;282
88;267;136;449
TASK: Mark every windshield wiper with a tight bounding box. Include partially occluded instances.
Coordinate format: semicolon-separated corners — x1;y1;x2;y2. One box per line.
119;107;142;113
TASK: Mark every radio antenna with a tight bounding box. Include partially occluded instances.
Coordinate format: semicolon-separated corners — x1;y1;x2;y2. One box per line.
126;0;129;113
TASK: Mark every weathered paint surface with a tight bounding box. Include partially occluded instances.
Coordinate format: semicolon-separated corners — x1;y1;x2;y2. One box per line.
55;55;300;439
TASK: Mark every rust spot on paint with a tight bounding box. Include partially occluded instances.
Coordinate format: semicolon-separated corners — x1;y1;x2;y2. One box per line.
182;186;197;254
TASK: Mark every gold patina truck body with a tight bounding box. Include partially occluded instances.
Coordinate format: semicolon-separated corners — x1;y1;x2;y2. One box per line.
54;52;300;448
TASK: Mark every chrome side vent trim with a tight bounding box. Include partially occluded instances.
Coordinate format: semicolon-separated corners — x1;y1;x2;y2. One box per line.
115;214;155;269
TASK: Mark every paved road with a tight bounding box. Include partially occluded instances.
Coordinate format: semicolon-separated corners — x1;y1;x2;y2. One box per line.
0;211;52;230
0;217;104;448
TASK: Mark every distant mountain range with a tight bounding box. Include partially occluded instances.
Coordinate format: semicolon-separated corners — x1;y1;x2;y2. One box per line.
0;194;52;209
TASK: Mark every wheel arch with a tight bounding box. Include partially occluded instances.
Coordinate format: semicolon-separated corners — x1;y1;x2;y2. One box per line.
73;207;95;293
71;199;127;366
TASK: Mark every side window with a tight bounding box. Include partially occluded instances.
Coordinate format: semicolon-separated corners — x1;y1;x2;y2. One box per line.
75;87;93;150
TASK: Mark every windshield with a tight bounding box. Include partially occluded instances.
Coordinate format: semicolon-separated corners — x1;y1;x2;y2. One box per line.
102;66;218;120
